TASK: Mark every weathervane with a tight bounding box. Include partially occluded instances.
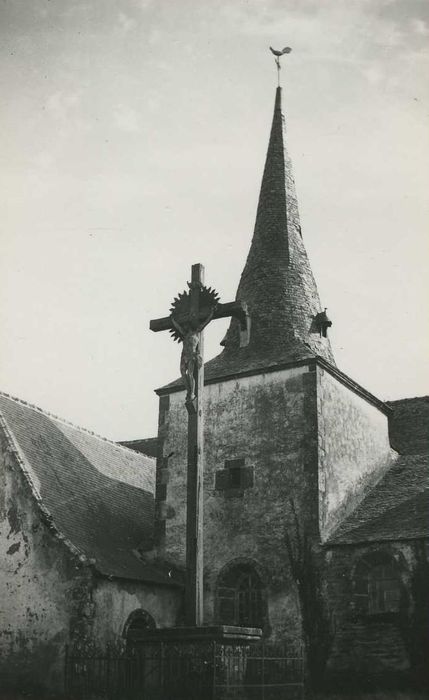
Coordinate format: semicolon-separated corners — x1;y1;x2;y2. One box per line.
269;46;292;86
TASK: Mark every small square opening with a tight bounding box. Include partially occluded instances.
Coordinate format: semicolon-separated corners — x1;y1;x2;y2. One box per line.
230;466;242;488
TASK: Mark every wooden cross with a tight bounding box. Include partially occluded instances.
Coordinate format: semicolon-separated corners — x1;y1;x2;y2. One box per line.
150;263;249;626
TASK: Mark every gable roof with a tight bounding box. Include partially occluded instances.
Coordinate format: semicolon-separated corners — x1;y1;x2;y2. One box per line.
327;453;429;546
0;392;176;586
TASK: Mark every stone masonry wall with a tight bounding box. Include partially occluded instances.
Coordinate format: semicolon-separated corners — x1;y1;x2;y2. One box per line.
326;541;415;681
0;427;94;694
317;368;396;541
91;578;181;647
156;364;319;641
0;425;182;695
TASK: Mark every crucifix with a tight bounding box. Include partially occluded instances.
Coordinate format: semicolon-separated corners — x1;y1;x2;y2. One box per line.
150;263;249;626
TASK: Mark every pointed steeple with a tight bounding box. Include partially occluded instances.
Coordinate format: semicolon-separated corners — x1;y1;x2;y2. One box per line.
203;87;335;381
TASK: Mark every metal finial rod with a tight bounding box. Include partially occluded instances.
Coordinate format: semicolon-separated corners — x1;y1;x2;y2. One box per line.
269;46;292;86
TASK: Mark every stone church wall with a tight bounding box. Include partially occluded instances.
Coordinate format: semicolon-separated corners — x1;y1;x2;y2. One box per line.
317;368;396;541
326;541;414;683
0;428;91;694
0;427;181;695
91;577;181;646
156;363;319;641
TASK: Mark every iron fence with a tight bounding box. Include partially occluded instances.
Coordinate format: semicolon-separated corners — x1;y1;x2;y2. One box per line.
214;642;304;700
65;640;304;700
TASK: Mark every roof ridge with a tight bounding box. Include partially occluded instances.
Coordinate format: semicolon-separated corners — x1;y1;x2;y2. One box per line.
120;437;157;445
388;395;429;403
0;390;154;460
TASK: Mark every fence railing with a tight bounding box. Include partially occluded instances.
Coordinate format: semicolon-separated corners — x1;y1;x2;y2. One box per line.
214;642;304;700
65;640;305;700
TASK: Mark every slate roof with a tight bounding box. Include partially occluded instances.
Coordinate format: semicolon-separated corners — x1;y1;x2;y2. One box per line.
328;453;429;545
388;395;429;455
120;437;158;458
0;392;176;586
158;87;334;394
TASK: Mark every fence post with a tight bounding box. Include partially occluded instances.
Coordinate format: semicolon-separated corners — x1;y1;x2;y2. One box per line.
262;639;265;700
161;641;165;695
211;641;216;700
106;648;111;697
64;644;69;696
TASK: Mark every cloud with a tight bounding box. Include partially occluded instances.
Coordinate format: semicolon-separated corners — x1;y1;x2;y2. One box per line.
32;151;56;170
213;0;425;61
411;17;429;35
133;0;154;10
362;64;384;86
113;104;140;133
118;11;137;33
45;90;82;121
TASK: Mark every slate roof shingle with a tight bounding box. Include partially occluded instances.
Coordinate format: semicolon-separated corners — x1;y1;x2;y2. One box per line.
388;395;429;455
328;453;429;545
119;437;158;458
0;392;176;586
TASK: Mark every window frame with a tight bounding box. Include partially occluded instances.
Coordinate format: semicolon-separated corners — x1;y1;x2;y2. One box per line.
216;562;266;630
352;552;404;620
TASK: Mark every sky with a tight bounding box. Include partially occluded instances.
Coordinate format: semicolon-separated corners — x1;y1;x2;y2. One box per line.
0;0;428;441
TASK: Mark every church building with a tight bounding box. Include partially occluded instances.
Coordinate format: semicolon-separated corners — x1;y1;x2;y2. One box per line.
0;85;428;696
144;86;429;687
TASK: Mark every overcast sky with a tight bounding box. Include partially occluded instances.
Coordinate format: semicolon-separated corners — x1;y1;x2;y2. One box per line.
1;0;428;441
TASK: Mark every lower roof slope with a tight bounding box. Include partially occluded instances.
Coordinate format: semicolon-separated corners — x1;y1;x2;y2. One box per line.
388;395;429;455
119;437;158;458
0;392;174;586
328;452;429;545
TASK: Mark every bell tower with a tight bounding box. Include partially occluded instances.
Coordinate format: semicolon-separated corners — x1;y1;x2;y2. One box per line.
153;83;336;639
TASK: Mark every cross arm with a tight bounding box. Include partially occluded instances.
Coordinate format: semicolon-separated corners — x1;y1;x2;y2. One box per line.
213;301;249;331
149;300;249;334
149;316;175;333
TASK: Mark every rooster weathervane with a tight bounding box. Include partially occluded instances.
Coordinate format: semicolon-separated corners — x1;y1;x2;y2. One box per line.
269;46;292;86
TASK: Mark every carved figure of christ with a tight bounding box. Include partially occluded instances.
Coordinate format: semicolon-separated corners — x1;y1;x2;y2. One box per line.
171;307;214;404
150;263;249;627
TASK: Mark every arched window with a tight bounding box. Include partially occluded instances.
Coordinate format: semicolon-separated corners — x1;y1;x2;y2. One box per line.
217;563;265;628
124;609;156;647
354;554;402;615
